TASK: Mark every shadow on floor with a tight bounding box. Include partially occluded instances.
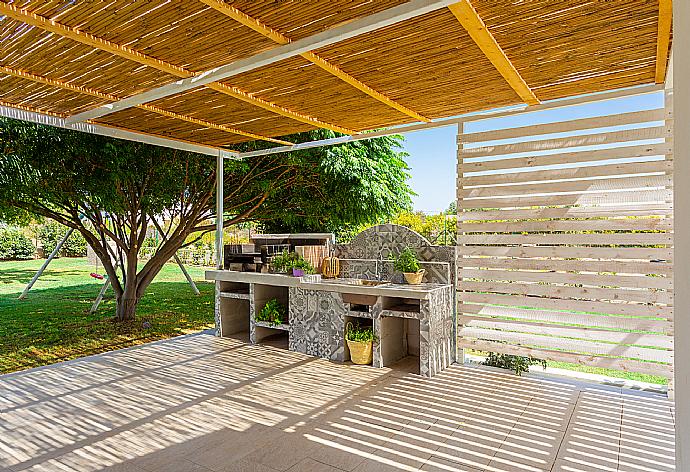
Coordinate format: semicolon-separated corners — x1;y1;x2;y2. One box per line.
0;332;675;472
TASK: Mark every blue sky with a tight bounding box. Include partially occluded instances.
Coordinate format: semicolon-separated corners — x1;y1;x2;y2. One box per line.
400;91;663;213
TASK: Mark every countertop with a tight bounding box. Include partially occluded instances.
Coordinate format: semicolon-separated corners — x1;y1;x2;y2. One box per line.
205;270;450;299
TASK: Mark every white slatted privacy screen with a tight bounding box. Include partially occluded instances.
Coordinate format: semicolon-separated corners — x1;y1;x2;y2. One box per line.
456;93;673;378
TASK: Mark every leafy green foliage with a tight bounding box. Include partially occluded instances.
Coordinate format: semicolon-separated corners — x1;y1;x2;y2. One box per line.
254;130;413;234
0;228;35;260
0;119;412;320
38;221;87;257
345;321;378;343
270;251;314;274
392;211;456;245
256;299;286;325
391;247;420;273
483;352;547;376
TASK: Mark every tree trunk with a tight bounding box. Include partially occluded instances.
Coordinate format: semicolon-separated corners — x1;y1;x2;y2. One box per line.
115;294;138;322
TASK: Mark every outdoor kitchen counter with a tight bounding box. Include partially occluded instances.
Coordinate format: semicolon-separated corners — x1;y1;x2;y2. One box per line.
204;270;449;299
205;270;455;377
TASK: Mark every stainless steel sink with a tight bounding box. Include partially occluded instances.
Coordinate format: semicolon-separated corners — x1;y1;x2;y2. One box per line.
327;278;389;286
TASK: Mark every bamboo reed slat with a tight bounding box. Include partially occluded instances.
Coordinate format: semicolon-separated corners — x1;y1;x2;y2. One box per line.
0;0;669;146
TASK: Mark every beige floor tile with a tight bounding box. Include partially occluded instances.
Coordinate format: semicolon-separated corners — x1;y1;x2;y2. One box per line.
240;434;314;471
420;456;483;472
485;457;549;472
0;334;677;472
145;459;214;472
286;458;344;472
551;457;618;472
351;456;423;472
210;459;278;472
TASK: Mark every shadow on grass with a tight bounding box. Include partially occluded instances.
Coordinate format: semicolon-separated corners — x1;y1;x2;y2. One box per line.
1;281;215;373
0;267;88;285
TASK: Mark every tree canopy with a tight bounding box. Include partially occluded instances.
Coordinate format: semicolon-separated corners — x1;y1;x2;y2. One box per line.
0;119;413;319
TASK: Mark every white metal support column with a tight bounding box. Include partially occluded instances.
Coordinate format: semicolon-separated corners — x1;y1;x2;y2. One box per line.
216;152;224;270
674;0;688;468
455;122;464;365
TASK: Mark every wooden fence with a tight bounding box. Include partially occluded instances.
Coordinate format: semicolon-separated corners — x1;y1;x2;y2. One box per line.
456;94;673;378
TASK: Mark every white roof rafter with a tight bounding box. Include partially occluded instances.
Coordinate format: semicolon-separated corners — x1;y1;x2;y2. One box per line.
0;103;239;159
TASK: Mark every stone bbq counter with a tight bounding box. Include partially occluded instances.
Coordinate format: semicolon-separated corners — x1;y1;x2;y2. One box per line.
206;270;454;377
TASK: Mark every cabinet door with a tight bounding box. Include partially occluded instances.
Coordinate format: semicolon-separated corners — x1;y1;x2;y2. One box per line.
314;291;347;361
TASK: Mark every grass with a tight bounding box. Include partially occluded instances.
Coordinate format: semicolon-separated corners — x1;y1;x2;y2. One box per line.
0;257;214;374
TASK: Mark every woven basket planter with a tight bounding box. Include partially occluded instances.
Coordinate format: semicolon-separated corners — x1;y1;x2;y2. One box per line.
403;269;426;285
347;339;373;365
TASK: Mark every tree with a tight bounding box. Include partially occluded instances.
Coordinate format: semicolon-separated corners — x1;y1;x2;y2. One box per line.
0;120;412;320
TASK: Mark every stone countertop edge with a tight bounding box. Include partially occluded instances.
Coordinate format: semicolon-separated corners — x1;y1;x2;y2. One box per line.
205;270;449;299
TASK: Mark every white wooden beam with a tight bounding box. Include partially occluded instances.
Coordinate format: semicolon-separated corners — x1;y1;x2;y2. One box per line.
0;103;239;159
65;0;459;124
673;0;688;468
238;84;663;158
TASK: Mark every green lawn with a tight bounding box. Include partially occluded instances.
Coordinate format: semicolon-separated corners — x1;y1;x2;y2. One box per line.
0;257;214;374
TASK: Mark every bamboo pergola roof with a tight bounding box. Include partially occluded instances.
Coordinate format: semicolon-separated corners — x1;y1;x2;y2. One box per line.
0;0;673;155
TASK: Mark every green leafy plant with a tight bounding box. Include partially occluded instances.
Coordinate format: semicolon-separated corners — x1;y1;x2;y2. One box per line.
0;228;35;260
391;247;421;273
38;221;87;257
483;352;547;376
257;298;287;325
345;322;378;343
270;251;315;274
1;119;411;321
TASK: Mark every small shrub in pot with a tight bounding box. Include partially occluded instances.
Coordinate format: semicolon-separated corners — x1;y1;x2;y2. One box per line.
391;247;425;284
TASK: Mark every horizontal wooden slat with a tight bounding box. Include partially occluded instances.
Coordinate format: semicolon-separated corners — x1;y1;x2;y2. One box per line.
456;339;673;378
461;109;666;144
460;327;672;363
457;110;674;379
458;256;672;275
461;160;672;187
459;268;672;290
457;245;673;261
461;126;669;159
461;189;671;209
459;218;672;233
461;232;673;246
461;143;671;173
459;318;673;348
460;175;671;198
458;304;673;334
460;292;673;319
460;280;673;305
458;205;673;221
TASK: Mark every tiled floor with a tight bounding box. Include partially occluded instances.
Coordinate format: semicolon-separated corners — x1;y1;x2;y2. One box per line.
0;332;675;472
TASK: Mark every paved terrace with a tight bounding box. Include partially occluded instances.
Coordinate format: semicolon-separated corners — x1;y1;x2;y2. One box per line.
0;333;675;472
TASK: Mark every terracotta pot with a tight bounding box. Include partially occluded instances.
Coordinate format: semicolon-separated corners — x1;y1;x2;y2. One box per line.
347;339;373;365
403;269;426;285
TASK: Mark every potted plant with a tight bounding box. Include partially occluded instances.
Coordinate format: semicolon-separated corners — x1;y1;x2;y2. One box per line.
391;247;425;285
269;251;314;276
269;251;292;274
345;322;378;365
256;298;286;326
290;255;315;277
